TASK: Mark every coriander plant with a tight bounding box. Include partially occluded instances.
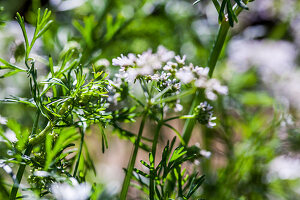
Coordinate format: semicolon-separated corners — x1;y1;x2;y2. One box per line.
1;0;298;200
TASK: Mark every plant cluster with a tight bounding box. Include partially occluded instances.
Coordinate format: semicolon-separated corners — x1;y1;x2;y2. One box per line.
1;0;299;200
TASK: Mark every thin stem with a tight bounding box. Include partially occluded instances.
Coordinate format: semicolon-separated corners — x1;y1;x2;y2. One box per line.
128;92;144;107
176;166;183;197
163;116;181;123
73;128;84;177
120;113;147;200
28;123;52;146
10;112;40;200
152;86;171;102
164;123;185;145
149;121;163;200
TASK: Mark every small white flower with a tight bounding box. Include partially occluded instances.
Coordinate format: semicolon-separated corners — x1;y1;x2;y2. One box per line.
163;61;178;71
163;64;172;71
174;103;183;112
112;54;136;67
209;79;228;95
173;83;181;90
204;79;228;99
193;66;209;77
194;78;206;88
160;71;170;80
176;68;194;84
175;55;186;65
150;74;160;80
137;50;161;70
138;65;154;75
207;117;217;128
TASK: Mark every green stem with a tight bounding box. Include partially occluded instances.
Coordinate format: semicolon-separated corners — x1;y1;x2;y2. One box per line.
10;112;40;200
28;122;52;146
207;21;230;77
73;128;84;177
149;121;163;200
176;166;183;197
181;1;248;145
120;113;147;200
181;19;230;144
181;90;203;145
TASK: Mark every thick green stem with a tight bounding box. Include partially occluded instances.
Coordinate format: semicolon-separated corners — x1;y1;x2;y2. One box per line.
10;112;40;200
149;121;163;200
181;20;230;144
120;114;147;200
181;2;248;145
207;21;230;77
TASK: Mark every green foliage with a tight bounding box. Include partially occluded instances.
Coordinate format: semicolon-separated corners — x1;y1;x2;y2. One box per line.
133;138;206;199
194;0;251;26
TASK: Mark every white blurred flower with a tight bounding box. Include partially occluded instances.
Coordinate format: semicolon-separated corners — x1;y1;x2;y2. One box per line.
228;38;300;110
175;55;186;65
0;115;7;125
176;68;194;84
174;103;183;112
268;156;300;180
136;50;161;70
50;0;87;11
200;149;212;158
33;170;49;177
280;113;294;127
193;66;209;77
95;58;110;67
157;45;175;62
291;15;300;47
205;90;217;101
4;129;18;143
228;39;296;76
208;79;228;95
51;181;91;200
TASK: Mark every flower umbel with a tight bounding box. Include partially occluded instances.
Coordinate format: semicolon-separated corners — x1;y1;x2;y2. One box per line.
194;101;216;128
109;45;228;110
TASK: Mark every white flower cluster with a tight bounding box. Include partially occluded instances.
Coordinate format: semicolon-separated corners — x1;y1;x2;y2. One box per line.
110;45;228;109
51;179;91;200
112;46;175;82
175;63;228;100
